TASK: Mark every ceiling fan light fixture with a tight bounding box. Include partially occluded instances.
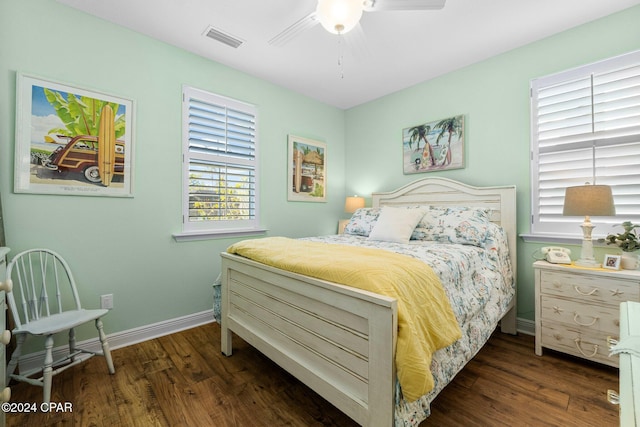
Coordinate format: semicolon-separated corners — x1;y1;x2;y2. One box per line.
316;0;363;35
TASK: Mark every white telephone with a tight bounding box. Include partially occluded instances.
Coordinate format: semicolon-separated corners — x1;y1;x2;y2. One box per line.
541;247;572;264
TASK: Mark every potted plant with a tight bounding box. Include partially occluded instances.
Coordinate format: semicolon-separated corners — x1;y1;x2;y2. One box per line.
606;221;640;269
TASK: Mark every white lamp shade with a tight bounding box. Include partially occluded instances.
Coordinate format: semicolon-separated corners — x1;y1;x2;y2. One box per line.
316;0;363;34
563;185;616;217
345;196;365;213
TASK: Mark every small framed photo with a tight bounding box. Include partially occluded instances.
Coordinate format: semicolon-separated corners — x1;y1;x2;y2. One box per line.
603;254;621;270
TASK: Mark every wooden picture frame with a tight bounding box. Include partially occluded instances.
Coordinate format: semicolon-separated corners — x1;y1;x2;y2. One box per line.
287;135;326;202
603;254;621;270
402;114;464;174
14;73;135;197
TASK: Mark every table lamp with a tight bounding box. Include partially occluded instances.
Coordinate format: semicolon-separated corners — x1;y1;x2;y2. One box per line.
563;184;616;267
345;196;365;213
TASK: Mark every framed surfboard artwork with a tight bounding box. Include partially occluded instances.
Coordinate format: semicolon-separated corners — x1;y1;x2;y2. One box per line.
287;135;326;202
402;114;465;174
14;73;135;197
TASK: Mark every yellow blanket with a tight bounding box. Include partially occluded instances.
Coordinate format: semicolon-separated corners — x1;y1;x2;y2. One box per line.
227;237;461;401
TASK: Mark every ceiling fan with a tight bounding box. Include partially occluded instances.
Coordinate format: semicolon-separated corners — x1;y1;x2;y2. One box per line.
269;0;447;46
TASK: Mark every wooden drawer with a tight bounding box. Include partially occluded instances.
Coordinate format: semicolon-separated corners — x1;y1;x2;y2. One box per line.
540;320;618;367
540;295;620;334
540;270;640;305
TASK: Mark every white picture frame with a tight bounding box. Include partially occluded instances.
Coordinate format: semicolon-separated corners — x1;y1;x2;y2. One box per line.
603;254;621;270
402;114;464;174
14;73;135;197
287;135;326;202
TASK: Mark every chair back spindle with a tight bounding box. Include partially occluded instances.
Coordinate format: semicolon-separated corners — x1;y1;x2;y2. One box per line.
7;249;83;329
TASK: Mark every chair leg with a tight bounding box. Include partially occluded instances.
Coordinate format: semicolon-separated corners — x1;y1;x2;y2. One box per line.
95;318;115;374
69;327;76;362
43;335;54;404
6;334;25;384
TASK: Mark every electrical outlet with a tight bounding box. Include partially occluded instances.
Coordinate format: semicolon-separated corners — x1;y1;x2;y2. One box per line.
100;294;114;310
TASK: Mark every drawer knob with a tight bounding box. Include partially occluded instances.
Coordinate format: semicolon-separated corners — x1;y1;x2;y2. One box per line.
0;387;10;403
574;338;599;358
607;336;619;350
573;312;599;327
0;279;12;293
607;389;619;405
0;330;10;345
573;285;598;296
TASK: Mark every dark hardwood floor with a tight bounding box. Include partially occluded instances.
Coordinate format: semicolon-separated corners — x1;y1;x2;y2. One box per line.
6;323;619;426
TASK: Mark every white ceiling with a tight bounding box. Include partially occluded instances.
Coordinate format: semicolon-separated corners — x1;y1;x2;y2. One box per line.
56;0;640;109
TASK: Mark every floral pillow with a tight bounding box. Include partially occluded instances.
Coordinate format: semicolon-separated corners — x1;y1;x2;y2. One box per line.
343;207;381;237
411;206;492;247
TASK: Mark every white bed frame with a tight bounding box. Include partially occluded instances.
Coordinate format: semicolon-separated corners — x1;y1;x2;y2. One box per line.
220;177;517;427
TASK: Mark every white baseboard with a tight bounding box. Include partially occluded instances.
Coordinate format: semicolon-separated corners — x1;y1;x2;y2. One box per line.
13;312;534;375
14;309;215;375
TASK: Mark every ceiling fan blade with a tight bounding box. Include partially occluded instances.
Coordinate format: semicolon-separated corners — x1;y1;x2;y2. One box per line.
363;0;446;12
269;12;319;47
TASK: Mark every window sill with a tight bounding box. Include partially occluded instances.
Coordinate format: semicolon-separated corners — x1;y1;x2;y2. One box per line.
173;228;268;242
519;233;610;246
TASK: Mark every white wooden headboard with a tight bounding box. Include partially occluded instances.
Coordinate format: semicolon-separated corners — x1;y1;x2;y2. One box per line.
372;177;517;289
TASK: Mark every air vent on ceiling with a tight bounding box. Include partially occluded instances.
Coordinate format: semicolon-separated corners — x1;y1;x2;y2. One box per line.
203;26;243;49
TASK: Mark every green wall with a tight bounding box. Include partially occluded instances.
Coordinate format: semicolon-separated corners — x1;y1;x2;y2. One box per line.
0;0;345;346
1;0;639;350
345;5;640;321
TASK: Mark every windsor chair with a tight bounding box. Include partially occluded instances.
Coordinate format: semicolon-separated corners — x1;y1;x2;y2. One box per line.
5;249;115;403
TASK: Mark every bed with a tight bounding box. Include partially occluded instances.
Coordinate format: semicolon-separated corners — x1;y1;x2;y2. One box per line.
219;177;517;426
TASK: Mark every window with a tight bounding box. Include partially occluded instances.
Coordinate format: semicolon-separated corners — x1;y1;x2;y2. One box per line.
180;86;260;237
530;50;640;238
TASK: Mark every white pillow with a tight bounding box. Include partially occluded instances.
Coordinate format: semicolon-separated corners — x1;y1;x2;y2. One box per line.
368;206;426;243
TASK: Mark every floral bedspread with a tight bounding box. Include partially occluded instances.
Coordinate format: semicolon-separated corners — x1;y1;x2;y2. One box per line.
214;223;514;426
302;224;514;426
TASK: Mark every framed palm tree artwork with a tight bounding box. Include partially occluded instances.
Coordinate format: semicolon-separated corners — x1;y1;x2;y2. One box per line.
14;73;135;197
402;115;464;174
288;135;326;202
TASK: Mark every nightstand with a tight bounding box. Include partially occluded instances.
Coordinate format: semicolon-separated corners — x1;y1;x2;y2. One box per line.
534;260;640;367
0;247;11;417
338;219;349;234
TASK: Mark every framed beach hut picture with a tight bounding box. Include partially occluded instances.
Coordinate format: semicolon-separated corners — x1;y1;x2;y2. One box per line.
14;73;135;197
287;135;326;202
402;114;464;174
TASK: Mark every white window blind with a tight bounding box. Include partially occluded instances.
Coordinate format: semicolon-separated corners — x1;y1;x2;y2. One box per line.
182;86;259;234
530;50;640;237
